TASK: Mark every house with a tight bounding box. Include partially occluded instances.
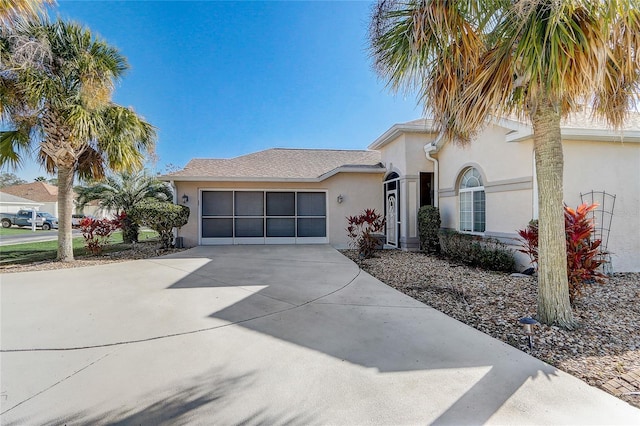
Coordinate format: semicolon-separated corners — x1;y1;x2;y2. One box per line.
165;111;640;272
0;181;109;219
0;191;43;213
1;182;59;217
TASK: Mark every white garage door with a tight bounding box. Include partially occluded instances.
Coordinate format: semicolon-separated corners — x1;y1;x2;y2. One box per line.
200;190;327;244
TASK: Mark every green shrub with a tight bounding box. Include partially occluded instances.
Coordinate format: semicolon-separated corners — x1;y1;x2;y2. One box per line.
129;201;190;249
439;230;515;272
418;205;441;253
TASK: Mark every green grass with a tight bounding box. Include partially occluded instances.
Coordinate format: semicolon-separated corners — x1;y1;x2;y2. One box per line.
0;230;159;265
0;226;49;236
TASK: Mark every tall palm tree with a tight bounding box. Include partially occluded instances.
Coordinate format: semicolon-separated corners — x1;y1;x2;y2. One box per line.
0;0;52;26
0;18;155;261
76;171;173;243
370;0;640;328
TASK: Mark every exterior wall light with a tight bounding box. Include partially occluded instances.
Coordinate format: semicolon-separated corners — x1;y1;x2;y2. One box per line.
182;194;189;204
337;194;344;204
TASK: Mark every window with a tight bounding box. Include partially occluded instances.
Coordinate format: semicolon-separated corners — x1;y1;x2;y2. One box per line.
459;168;485;233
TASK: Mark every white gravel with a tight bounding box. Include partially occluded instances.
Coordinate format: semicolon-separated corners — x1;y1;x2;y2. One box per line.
343;249;640;409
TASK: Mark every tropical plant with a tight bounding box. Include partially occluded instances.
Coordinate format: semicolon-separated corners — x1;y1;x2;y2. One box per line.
79;215;120;255
518;203;607;304
0;0;52;26
418;205;441;253
0;18;156;261
370;0;640;328
346;208;385;259
128;200;189;249
76;171;172;243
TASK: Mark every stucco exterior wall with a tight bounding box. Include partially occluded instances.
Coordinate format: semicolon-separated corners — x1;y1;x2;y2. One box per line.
436;124;535;236
562;139;640;272
435;125;639;272
173;172;384;249
379;133;436;177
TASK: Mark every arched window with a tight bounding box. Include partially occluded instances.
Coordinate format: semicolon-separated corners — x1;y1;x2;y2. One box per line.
459;167;485;233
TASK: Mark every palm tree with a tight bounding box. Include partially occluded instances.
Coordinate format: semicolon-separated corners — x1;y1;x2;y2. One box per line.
370;0;640;328
76;171;173;243
0;0;52;26
0;18;155;261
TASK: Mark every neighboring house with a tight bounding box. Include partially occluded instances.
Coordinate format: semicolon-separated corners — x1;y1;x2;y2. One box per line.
1;182;59;216
165;111;640;272
0;191;43;213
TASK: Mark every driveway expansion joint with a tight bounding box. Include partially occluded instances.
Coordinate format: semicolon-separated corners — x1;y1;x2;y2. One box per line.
0;352;112;415
0;270;362;353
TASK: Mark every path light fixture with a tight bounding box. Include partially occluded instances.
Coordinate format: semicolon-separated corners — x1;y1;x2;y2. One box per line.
337;194;344;204
182;194;189;204
518;317;538;349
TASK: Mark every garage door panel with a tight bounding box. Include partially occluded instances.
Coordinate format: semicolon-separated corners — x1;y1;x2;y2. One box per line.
297;218;326;238
235;218;264;237
202;218;233;238
297;192;326;216
235;191;264;216
266;192;295;216
202;191;232;216
266;218;295;237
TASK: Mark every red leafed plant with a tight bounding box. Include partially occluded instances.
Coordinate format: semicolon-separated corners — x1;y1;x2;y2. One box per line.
518;203;607;304
346;208;385;259
79;215;122;255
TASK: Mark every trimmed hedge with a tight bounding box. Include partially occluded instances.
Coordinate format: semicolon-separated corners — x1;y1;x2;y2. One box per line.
418;205;441;253
439;230;515;272
128;201;190;249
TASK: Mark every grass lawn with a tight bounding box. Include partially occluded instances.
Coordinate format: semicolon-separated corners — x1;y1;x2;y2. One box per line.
0;226;49;236
0;230;159;264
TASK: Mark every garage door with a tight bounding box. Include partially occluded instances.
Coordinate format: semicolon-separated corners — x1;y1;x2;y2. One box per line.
200;190;327;244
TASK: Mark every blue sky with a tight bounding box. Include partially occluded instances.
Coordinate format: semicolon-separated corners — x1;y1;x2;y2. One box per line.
13;0;420;181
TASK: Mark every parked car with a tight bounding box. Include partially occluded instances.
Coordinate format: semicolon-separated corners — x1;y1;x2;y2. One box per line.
0;210;59;230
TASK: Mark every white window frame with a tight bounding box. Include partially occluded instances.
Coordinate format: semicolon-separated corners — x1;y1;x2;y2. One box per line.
458;168;485;234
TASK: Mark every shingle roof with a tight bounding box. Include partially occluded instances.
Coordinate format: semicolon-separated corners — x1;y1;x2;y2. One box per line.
165;148;383;181
1;182;58;202
0;191;42;204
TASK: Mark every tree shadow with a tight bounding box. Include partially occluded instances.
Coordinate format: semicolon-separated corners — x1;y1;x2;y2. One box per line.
34;368;316;426
156;246;561;424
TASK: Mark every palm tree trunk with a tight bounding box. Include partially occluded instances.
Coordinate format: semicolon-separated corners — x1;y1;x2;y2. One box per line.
57;166;75;262
531;100;575;329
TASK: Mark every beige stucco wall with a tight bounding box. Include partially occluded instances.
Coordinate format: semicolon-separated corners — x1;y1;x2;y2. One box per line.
435;124;639;272
437;124;535;235
562;139;640;272
379;133;436;177
173;172;384;249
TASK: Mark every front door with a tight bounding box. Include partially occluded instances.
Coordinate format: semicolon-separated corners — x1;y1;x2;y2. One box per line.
386;189;398;247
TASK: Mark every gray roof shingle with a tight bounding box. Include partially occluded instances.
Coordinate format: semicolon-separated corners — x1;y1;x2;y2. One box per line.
165;148;383;181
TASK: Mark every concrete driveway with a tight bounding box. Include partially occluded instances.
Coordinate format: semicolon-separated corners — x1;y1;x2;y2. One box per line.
1;245;638;425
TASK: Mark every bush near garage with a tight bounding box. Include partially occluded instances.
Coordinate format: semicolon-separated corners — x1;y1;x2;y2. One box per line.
346;208;385;259
128;200;190;249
